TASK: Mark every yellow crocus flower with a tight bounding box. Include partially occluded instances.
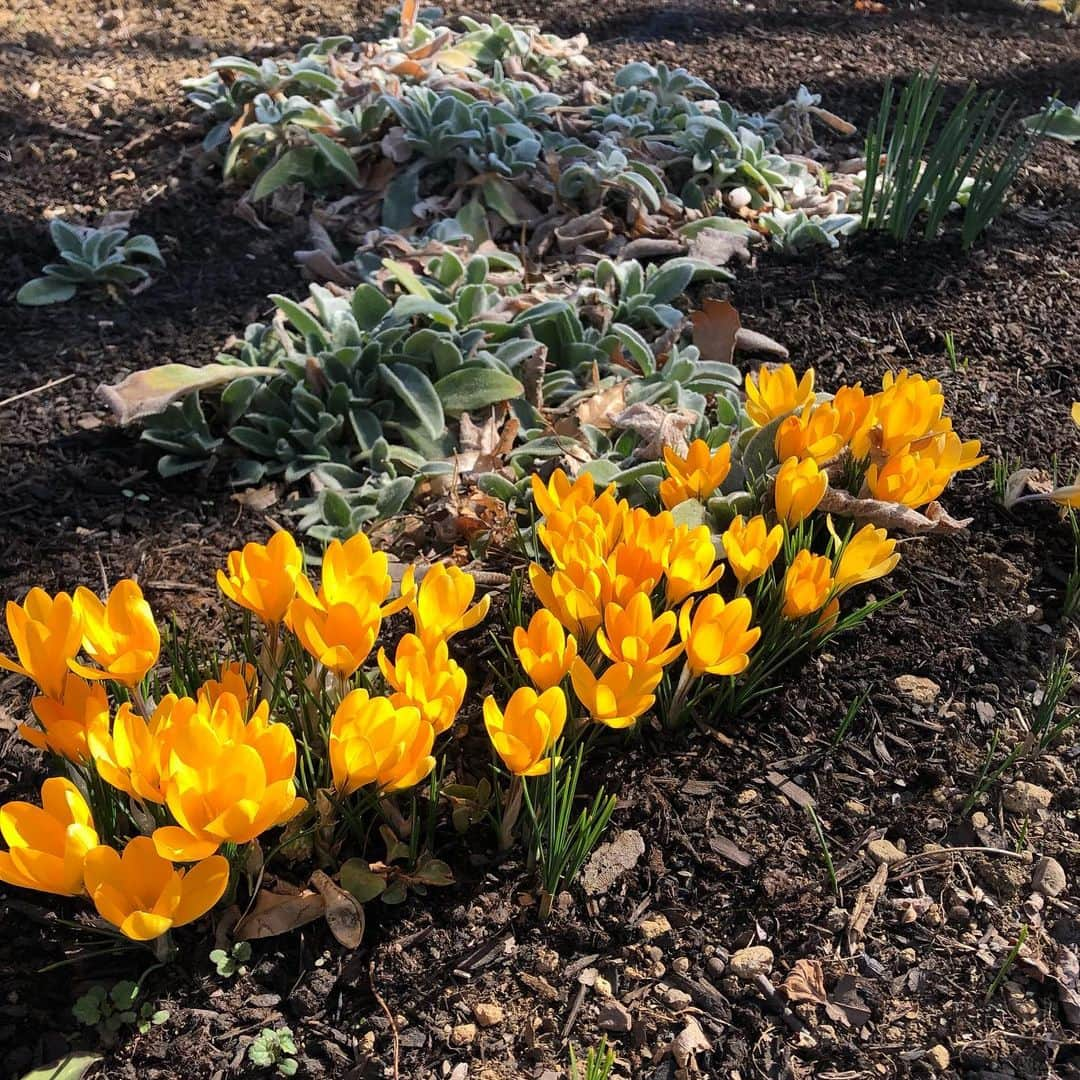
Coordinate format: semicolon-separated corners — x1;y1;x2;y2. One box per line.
722;515;784;587
70;579;160;687
400;562;490;648
217;530;303;625
678;594;760;677
512;609;578;691
377;633;467;735
664;524;725;606
744;364;816;427
0;587;83;700
774;401;848;465
660;440;732;509
23;677;109;765
0;777;99;897
569;658;662;729
773;456;828;527
483;685;567;776
329;689;435;796
781;550;834;619
596;594;683;669
84;837;229;941
833;524;900;593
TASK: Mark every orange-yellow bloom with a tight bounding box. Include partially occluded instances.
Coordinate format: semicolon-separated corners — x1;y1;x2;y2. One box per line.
596;594;682;669
569;658;662;729
834;524;900;592
866;431;986;508
854;369;948;459
90;695;194;805
664;525;724;605
197;662;259;713
0;588;82;700
678;594;760;677
289;578;385;678
660;440;732;509
83;837;228;941
529;562;604;640
400;562;490;647
781;550;834;619
775;401;848;465
483;685;567;776
328;689;434;796
832;384;874;449
0;777;99;897
531;470;598;520
512;609;578;691
217;530;303;625
377;634;466;735
70;580;160;687
774;456;828;527
152;702;305;861
745;364;815;426
23;677;109;764
722;515;783;586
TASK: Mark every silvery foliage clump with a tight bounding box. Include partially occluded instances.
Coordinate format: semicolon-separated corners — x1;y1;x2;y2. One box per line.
140;221;739;540
17;219;164;306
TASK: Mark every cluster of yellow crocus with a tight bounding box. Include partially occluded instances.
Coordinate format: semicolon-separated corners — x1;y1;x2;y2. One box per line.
746;363;985;508
0;579;160;761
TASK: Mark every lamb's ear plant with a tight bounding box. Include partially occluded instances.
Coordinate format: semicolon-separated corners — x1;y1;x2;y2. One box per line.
1024;98;1080;142
17;219;164;305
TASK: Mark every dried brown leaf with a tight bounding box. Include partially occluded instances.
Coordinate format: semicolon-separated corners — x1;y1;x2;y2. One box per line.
691;297;740;365
576;382;628;431
847;861;888;954
818;488;971;534
614;402;696;460
670;1017;711;1067
230;485;280;512
234;888;325;940
686;227;750;267
311;870;365;949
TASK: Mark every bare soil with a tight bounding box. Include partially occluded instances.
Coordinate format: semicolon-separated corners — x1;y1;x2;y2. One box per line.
2;1;1079;1077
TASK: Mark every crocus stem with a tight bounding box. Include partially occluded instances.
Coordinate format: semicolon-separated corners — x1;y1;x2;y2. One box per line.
667;665;695;723
131;684;153;723
498;775;523;851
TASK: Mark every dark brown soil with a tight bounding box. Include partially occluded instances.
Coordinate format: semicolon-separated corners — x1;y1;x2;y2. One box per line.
2;1;1080;1077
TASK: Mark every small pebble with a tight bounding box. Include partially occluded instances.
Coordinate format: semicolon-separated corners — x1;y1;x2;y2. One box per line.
472;1003;503;1028
728;946;773;981
926;1044;950;1071
867;838;906;866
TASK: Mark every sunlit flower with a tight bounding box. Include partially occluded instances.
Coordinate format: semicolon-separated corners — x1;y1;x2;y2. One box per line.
70;580;160;687
217;530;303;625
0;588;82;700
83;837;229;941
773;456;828;527
660;440;732;509
377;634;466;735
197;662;258;714
23;677;109;764
832;384;874;449
722;515;784;587
400;562;490;648
745;364;816;427
781;550;834;619
289;578;385;678
328;689;434;796
813;596;841;640
855;369;948;459
512;610;578;691
569;658;662;729
866;431;986;508
152;706;306;861
833;524;900;593
531;470;599;520
0;778;99;897
664;524;725;606
529;562;604;640
596;594;683;669
678;594;760;678
774;401;848;465
483;686;567;776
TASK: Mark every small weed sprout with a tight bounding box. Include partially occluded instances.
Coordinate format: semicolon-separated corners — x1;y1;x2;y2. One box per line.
73;980;169;1044
570;1035;617;1080
248;1026;299;1076
210;940;252;978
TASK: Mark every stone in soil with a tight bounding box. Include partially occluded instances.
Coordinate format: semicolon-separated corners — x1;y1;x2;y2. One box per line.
1031;856;1066;897
1003;781;1052;815
866;838;906;866
893;674;940;706
729;946;773;980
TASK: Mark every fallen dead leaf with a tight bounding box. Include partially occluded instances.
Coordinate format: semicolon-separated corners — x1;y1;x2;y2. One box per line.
614;402;696;460
818;488;972;534
670;1017;711;1068
691;297;741;365
576;382;628;430
847;862;888;954
310;870;365;949
234;887;325;940
231;485;280;511
687;227;751;267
